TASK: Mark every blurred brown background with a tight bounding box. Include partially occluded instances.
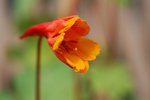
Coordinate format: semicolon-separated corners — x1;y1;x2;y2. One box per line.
0;0;150;100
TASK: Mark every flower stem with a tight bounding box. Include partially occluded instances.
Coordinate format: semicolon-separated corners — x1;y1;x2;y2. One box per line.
36;37;42;100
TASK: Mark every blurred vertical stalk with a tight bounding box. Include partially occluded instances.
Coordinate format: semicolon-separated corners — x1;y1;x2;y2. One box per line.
0;0;15;89
73;73;82;100
65;0;84;100
69;0;80;15
36;37;42;100
56;0;80;17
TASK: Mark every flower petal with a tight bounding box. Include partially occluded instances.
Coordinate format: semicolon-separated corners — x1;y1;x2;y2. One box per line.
76;38;101;61
52;33;65;51
59;16;80;33
77;61;89;74
20;19;66;39
20;22;51;39
52;48;67;66
61;15;79;21
46;19;66;38
64;19;90;41
63;51;88;73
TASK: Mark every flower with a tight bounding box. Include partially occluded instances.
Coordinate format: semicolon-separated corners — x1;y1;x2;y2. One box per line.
20;15;101;73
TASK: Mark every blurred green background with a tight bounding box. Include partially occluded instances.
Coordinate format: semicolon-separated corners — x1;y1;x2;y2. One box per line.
1;0;150;100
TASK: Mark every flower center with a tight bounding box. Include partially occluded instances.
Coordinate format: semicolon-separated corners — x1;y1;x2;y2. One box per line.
60;41;77;53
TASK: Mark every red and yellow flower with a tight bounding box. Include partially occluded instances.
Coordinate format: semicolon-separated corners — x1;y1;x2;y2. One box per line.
20;15;101;73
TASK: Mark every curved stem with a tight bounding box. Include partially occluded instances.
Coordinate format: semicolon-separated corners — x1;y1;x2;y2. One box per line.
36;37;42;100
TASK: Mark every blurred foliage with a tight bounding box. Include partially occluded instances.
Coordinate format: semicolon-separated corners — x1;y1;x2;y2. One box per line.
6;32;134;100
90;61;134;100
113;0;133;7
13;0;55;33
0;0;134;100
6;38;134;100
13;0;37;20
6;38;74;100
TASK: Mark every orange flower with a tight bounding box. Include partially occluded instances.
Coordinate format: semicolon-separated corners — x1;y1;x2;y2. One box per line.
20;15;101;73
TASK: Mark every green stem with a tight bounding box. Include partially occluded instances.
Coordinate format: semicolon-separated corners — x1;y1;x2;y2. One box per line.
36;37;42;100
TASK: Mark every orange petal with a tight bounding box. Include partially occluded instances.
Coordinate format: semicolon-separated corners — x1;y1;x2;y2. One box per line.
63;51;88;73
77;61;89;74
20;22;51;39
76;38;101;61
59;16;80;33
46;19;66;38
52;33;65;50
61;15;79;21
52;48;68;66
64;19;90;41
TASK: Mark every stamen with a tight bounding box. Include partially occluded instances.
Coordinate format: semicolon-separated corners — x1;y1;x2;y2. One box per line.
75;48;78;51
60;41;77;53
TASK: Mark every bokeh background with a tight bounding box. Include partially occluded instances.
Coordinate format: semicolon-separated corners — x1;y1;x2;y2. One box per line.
0;0;150;100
